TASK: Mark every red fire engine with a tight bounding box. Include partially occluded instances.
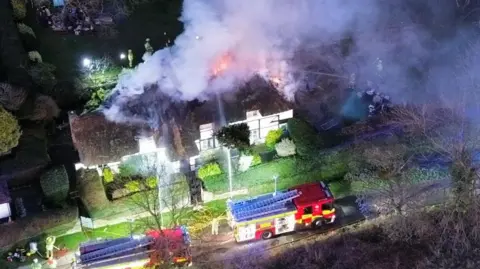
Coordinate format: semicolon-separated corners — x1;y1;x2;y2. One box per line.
227;182;336;242
75;226;192;268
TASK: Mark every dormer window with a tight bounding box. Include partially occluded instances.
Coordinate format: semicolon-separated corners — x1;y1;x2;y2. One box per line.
246;110;261;119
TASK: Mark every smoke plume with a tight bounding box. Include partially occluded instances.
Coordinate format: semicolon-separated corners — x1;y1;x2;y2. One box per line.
103;0;478;124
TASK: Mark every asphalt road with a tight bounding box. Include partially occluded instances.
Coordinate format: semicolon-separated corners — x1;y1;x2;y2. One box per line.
194;195;366;264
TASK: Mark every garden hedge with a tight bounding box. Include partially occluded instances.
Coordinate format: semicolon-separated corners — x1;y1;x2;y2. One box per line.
40;165;69;204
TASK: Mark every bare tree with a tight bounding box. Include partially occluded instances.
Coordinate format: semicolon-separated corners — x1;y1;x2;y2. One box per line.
345;135;444;215
120;155;192;231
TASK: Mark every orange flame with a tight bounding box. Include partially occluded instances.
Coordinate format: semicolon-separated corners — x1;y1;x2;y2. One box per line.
211;53;233;77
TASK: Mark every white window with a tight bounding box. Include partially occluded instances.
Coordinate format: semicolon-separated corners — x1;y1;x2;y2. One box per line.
246;110;261;119
250;129;260;141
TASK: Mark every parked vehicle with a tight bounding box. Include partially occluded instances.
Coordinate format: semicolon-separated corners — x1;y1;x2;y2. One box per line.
76;226;192;268
227;182;336;242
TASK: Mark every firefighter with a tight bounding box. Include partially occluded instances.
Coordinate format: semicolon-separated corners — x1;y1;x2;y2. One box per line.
144;38;154;56
211;217;219;235
127;49;134;68
71;257;77;269
31;258;42;269
45;236;56;259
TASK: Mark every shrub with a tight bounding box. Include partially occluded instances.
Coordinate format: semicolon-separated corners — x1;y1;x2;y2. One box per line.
103;167;114;183
17;23;36;38
0;106;22;154
85;88;110;111
0;82;28;111
251;153;262;166
146;176;158;188
40;165;70;204
215;123;250;152
275;138;296;157
30;95;60;121
198;162;222;179
124;180;141;192
11;0;26;20
287;118;321;157
265;129;283;149
28;63;57;93
28;51;42;63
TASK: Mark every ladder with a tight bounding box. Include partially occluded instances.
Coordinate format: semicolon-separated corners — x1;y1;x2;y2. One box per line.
80;236;153;264
235;202;292;222
233;190;300;214
80;237;132;255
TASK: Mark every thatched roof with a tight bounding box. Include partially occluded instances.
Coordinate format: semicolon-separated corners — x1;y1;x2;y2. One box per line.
193;77;293;126
69;111;152;166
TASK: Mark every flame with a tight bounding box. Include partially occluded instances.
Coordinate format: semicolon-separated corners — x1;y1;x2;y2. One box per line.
211;53;234;77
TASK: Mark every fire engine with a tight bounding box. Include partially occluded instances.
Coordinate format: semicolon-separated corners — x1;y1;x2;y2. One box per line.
75;226;192;268
227;182;336;242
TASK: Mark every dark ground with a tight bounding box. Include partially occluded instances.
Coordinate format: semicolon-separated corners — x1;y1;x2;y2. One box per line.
25;0;184;81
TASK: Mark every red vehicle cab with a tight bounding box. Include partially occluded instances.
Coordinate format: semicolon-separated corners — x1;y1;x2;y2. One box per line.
227;182;336;243
76;226;192;268
290;182;336;227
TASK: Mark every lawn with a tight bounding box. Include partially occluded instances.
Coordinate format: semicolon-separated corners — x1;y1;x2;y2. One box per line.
203;152;351;197
55;199;228;250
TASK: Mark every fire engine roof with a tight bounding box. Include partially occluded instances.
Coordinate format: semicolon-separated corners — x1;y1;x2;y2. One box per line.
228;190;300;222
290;182;333;207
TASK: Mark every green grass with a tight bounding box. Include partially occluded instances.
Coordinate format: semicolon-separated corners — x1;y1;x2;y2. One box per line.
54;199;229;251
204;153;350;197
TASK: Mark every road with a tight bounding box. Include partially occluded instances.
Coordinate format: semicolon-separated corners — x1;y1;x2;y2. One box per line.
192;195;366;264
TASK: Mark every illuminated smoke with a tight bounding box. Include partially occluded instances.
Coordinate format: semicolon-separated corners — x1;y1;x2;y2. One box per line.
103;0;476;124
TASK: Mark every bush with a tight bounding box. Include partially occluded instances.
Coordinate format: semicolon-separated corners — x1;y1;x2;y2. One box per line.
11;0;26;20
252;153;262;166
287;118;321;157
265;129;283;149
198;162;222;179
30;95;60;121
85;88;110;111
124;180;141;192
275;138;296;157
17;23;35;38
28;63;57;93
28;51;42;63
40;165;70;204
103;167;114;183
0;106;22;154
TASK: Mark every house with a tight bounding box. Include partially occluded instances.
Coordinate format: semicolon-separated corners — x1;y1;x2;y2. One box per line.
68;111;198;174
192;78;294;152
69;78;294;174
0;180;12;223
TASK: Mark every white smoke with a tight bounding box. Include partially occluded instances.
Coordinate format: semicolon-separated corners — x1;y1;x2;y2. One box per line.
102;0;385;123
103;0;477;124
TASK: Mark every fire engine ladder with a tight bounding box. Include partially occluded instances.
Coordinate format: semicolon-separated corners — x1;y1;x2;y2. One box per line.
80;236;154;264
233;189;300;214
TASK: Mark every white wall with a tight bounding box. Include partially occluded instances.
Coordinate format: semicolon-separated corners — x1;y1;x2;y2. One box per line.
0;203;11;219
195;109;294;150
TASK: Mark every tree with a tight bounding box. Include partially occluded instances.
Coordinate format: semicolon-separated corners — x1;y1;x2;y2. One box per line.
0;82;28;111
121;156;191;230
215;123;250;152
10;0;26;20
389;104;480;213
345;136;441;215
198;162;222;179
287;118;321;157
0;106;21;154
